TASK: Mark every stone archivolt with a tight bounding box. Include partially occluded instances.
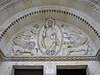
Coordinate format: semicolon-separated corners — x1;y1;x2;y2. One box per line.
0;0;100;14
6;18;95;57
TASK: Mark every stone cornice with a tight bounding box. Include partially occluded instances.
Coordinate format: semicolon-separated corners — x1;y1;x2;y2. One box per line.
4;56;97;61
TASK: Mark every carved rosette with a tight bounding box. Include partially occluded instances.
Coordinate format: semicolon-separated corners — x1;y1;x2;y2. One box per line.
6;18;95;57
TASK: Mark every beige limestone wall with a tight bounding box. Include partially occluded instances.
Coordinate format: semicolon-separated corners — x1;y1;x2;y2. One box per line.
0;61;100;75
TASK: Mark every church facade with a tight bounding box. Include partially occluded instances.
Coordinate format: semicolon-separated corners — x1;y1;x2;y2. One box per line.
0;0;100;75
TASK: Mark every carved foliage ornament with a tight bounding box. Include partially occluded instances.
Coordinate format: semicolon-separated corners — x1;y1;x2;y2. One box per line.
6;18;95;57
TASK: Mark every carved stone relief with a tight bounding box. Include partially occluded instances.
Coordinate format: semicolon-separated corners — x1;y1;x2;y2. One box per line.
38;18;62;55
60;24;92;56
6;18;95;57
